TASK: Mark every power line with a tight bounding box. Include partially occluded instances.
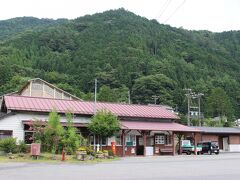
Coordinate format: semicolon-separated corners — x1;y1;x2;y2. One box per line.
164;0;186;23
156;0;172;20
156;0;169;16
184;88;204;126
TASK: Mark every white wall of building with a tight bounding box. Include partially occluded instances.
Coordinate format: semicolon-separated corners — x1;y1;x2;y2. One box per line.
0;114;25;141
0;112;91;142
229;144;240;152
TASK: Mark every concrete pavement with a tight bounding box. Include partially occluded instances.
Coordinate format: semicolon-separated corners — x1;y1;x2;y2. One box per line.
0;153;240;180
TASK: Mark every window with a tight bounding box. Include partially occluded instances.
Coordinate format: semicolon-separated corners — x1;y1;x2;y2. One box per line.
45;85;54;96
125;135;136;146
55;90;62;99
64;94;71;100
0;130;12;140
155;135;165;144
138;137;143;146
89;136;107;146
115;135;122;145
24;132;34;144
32;82;42;90
147;137;154;146
165;135;172;145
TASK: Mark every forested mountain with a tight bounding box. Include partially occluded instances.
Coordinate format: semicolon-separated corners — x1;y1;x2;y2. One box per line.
0;17;68;41
0;9;240;124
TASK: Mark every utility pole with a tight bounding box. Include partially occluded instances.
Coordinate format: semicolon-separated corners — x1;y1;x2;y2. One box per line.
93;78;97;150
198;96;200;126
128;90;131;104
184;89;192;126
196;93;204;126
152;95;160;105
94;79;97;114
184;89;204;127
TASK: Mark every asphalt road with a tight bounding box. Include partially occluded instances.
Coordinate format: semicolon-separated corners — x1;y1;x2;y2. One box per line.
0;153;240;180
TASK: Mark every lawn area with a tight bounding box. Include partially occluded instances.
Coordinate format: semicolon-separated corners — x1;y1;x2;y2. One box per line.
0;153;119;163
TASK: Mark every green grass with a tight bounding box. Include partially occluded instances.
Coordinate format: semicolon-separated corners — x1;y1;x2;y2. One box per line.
0;153;119;164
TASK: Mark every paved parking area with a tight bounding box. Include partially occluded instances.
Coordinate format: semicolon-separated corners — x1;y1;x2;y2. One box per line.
0;153;240;180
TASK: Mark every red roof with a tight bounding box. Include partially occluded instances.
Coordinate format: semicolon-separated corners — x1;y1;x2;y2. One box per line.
121;121;200;132
4;95;179;120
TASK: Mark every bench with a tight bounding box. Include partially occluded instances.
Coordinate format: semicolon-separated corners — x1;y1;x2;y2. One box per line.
160;148;173;154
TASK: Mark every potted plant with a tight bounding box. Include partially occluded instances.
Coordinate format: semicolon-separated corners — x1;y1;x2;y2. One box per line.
96;151;104;159
76;147;87;160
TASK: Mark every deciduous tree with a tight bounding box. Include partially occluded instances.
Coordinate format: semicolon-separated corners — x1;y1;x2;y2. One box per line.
88;110;120;149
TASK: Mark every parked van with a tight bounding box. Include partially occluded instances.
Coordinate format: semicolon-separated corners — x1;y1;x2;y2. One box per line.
197;141;219;155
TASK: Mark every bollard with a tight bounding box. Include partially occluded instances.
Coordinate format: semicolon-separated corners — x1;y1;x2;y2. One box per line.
61;149;65;161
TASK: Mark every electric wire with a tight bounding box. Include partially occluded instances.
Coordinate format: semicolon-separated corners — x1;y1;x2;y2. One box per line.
164;0;186;23
156;0;172;20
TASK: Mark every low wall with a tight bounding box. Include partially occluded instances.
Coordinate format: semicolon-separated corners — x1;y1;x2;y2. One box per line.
229;145;240;152
102;146;136;156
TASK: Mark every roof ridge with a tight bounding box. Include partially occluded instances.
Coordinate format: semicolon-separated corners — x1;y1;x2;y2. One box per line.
4;95;82;102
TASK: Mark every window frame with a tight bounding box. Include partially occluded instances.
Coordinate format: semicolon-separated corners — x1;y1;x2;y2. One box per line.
89;135;107;146
24;131;34;144
154;134;165;145
125;134;136;146
115;135;122;146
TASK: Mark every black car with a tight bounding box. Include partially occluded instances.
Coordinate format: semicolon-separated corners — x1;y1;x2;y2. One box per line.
197;141;220;155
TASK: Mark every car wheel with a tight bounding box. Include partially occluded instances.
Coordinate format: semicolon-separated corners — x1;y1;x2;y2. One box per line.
208;150;212;155
197;151;200;155
215;152;219;155
186;151;191;155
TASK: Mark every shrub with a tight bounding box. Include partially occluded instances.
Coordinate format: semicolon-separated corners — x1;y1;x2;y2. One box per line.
0;137;17;153
77;146;87;151
96;150;103;154
44;111;65;153
85;146;96;156
108;150;114;156
61;113;80;155
18;140;28;153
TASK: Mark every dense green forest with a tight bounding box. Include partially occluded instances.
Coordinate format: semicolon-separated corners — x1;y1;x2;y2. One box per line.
0;9;240;124
0;17;67;41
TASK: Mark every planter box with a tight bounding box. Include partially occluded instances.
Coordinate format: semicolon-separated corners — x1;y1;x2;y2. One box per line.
76;151;87;161
103;152;109;157
77;151;87;155
96;153;104;159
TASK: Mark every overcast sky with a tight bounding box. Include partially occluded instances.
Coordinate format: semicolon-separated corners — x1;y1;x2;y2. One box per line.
1;0;240;32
